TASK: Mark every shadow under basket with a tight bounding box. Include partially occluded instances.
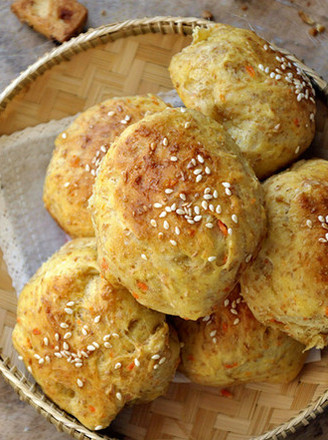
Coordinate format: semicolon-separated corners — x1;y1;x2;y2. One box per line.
1;16;328;440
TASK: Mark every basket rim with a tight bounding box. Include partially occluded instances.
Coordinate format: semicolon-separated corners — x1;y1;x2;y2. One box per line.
1;15;328;440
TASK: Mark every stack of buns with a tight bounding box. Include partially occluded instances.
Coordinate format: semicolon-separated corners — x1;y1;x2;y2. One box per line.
13;23;325;432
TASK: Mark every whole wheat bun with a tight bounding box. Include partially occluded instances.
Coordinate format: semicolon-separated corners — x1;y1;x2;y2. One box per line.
241;159;328;349
169;24;316;179
90;107;266;320
12;238;180;430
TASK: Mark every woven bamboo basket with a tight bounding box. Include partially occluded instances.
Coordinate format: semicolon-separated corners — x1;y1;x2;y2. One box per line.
1;16;328;440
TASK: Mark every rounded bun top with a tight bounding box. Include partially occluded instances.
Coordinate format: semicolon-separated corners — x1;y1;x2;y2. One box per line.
169;24;316;178
91;107;266;319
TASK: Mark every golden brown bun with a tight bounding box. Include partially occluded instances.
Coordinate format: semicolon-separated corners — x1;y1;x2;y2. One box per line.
169;24;316;179
11;0;87;42
43;95;169;237
175;285;306;387
90;107;266;320
241;159;328;349
12;238;180;431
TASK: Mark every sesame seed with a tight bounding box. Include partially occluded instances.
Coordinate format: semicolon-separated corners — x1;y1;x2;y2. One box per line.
63;342;69;350
180;193;186;201
63;182;70;187
209;204;214;212
270;72;275;79
81;351;88;358
94;315;101;324
319;238;327;243
175;226;180;235
64;332;72;340
107;110;115;117
18;355;23;360
165;206;172;213
202;315;210;322
75;363;83;368
205;167;211;174
45;356;50;363
28;366;32;373
224;299;229;307
150;219;157;227
265;67;270;74
212;338;217;343
77;379;83;387
181;107;186;112
176;209;184;215
34;354;41;360
120;119;127;124
66;301;75;307
245;254;252;263
204;187;211;194
295;146;300;154
152;354;161;360
222;182;230;188
187;219;195;224
141;254;147;261
42;337;48;346
115;362;122;369
215;205;222;214
163;137;168;146
170;240;177;246
203;194;213;200
154;203;162;208
227;228;233;235
134;358;140;367
64;308;73;315
306;219;312;228
232;214;238;224
231;309;238;315
326;216;328;223
55;333;60;341
85;164;90;172
87;345;96;351
170;156;178;162
185;121;191;128
197;155;204;163
208;256;216;262
194;215;202;222
165;188;173;194
318;215;325;222
103;334;111;341
93;342;100;349
158;232;164;238
194;206;200;215
196;175;203;183
116;392;122;401
275;74;281;80
82;328;88;336
54;352;62;358
205;223;214;229
159;211;167;218
163;220;169;230
233;318;240;325
95;425;103;431
264;44;268;50
258;64;264;70
112;333;119;338
210;330;217;337
225;188;232;196
194;168;202;175
202;201;208;210
104;342;112;348
60;323;69;329
125;115;131;121
159;357;166;365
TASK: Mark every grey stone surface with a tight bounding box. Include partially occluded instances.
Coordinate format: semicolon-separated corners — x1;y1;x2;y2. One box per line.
1;0;328;439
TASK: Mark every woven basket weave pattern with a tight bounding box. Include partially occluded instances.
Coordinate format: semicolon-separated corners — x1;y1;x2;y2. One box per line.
1;17;328;440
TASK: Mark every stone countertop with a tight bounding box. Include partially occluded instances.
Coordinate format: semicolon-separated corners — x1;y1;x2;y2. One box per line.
1;0;328;439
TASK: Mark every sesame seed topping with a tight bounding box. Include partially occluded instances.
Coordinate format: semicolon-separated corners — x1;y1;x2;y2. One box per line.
125;115;131;121
95;425;103;431
60;323;69;329
85;164;90;172
224;299;229;307
194;215;202;222
154;203;162;208
116;392;122;401
170;156;178;162
120;119;127;124
180;193;186;201
180;107;186;112
245;254;252;263
63;342;69;350
194;206;200;215
18;355;23;360
66;301;75;307
107;110;115;117
159;357;166;365
258;64;264;70
196;175;203;183
150;219;157;228
64;308;73;315
295;146;300;154
215;205;222;214
64;332;72;340
205;223;214;229
34;354;41;360
205;166;211;175
104;342;112;348
28;366;32;373
165;206;171;213
77;379;83;387
202;315;210;322
232;214;238;224
141;254;147;261
170;240;177;246
264;44;268;50
203;194;212;200
230;308;238;315
87;345;96;351
115;362;122;369
318;215;325;222
94;315;101;324
204;187;211;194
306;219;312;228
163;220;169;230
163;137;168;146
194;168;202;175
225;188;232;196
93;342;100;349
185;121;191;128
222;182;230;188
134;358;140;367
159;211;167;218
75;363;83;368
165;188;173;194
319;238;327;243
233;318;240;325
152;354;161;360
228;228;233;235
43;337;48;346
82;328;88;336
112;333;119;338
270;72;275;79
176;208;184;215
175;226;180;235
265;67;270;74
208;256;216;262
55;333;59;341
210;330;217;337
38;358;44;364
197;155;204;163
54;352;62;358
202;201;208;210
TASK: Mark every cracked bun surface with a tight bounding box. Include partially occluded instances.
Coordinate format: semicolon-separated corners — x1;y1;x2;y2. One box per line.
174;285;306;386
90;107;266;320
169;24;316;178
43;94;169;237
241;159;328;349
12;238;180;430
